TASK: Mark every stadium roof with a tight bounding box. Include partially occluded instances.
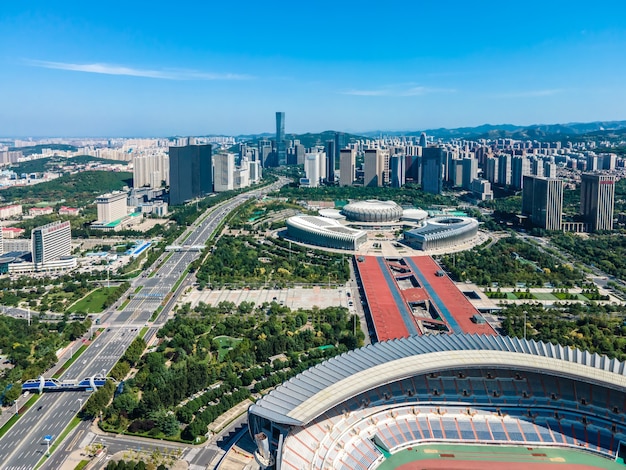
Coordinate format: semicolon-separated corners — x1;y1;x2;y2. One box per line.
248;334;626;427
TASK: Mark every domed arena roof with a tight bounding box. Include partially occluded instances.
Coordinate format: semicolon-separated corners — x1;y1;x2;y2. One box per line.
342;200;403;222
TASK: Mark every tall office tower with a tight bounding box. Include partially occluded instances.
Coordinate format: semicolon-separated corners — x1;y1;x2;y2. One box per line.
334;132;346;159
498;154;512;186
461;157;478;190
258;140;273;168
213;153;235;192
325;140;336;183
276;112;286;166
601;153;617;170
543;161;557;178
390;154;406;188
422;147;444;194
304;153;320;187
419;132;427;148
293;141;306;165
586;155;599;172
340;148;356;186
249;160;262;183
521;176;563;231
32;221;71;268
96;191;128;223
405;155;421;183
511;156;531;190
364;149;384;187
168;144;213;205
317;151;327;182
485;156;498;184
235;162;250;189
580;173;615;231
452;160;464;187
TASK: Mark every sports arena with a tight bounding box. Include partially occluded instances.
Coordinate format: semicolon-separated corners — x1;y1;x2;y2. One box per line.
248;334;626;469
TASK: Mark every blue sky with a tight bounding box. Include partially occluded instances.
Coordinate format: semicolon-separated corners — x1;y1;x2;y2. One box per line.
1;1;626;136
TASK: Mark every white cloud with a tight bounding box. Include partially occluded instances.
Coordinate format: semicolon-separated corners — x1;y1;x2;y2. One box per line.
341;85;456;97
24;59;252;80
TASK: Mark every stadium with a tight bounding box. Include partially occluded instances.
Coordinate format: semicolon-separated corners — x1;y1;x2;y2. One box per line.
248;334;626;470
286;215;368;250
403;216;479;251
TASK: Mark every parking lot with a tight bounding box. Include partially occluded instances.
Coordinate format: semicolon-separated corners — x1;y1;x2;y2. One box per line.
183;285;350;311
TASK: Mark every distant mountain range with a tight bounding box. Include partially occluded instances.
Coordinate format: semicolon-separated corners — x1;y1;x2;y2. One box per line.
361;120;626;142
236;120;626;144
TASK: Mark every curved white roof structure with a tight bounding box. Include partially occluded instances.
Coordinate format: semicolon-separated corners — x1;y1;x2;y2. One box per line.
286;215;368;250
248;334;626;427
404;216;479;250
342;200;403;222
400;208;428;222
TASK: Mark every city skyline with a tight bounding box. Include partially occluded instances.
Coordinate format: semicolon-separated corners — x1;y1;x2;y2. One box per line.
2;1;626;136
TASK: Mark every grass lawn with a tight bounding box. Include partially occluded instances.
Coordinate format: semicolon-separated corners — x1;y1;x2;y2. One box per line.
213;335;242;361
67;287;117;313
531;292;559;300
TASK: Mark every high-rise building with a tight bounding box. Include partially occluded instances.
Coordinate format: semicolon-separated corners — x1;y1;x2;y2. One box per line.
580;173;615;231
390;155;406;188
497;154;511;186
422;147;444;194
325;140;336;183
511;156;531;190
258;139;273;168
419;132;427;148
304;153;320;187
276;112;286;166
461;157;478;190
96;191;128;223
133;154;168;188
168;144;213;205
32;221;71;268
213;153;235;192
364;149;385;187
340;149;356;187
521;176;563;231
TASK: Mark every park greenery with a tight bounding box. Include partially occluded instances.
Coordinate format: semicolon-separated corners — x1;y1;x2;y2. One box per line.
0;272;129;314
551;232;626;280
0;315;90;405
501;303;626;361
8;155;127;175
439;236;586;287
194;234;349;289
97;302;362;442
278;182;457;207
0;170;133;208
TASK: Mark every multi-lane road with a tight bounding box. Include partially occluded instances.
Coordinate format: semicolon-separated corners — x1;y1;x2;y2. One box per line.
0;179;285;470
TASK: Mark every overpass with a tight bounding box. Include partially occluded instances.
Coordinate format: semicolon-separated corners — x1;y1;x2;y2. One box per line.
165;245;205;252
22;375;116;393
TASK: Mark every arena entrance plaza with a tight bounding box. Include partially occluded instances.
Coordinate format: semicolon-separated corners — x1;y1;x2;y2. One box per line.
182;285;350;311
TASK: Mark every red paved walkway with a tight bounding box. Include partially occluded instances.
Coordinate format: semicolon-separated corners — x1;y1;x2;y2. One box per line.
356;256;410;341
409;256;496;336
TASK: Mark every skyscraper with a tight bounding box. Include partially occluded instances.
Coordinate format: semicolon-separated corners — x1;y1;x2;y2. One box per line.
390;155;406;188
32;221;71;269
276;112;286;166
580;173;615;231
522;176;563;231
340;149;356;187
325;140;336;183
304;153;320;187
422;147;444;194
364;149;385;187
419;132;427;148
213;153;235;192
169;144;213;205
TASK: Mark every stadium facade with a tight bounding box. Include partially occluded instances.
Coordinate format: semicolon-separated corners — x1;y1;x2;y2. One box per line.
248;334;626;469
404;216;478;250
342;200;404;223
286;215;368;250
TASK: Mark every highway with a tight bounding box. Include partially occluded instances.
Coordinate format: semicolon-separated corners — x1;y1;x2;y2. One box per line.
0;179;286;470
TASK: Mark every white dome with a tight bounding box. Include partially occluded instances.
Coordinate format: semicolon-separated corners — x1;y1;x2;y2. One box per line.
342;200;403;222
